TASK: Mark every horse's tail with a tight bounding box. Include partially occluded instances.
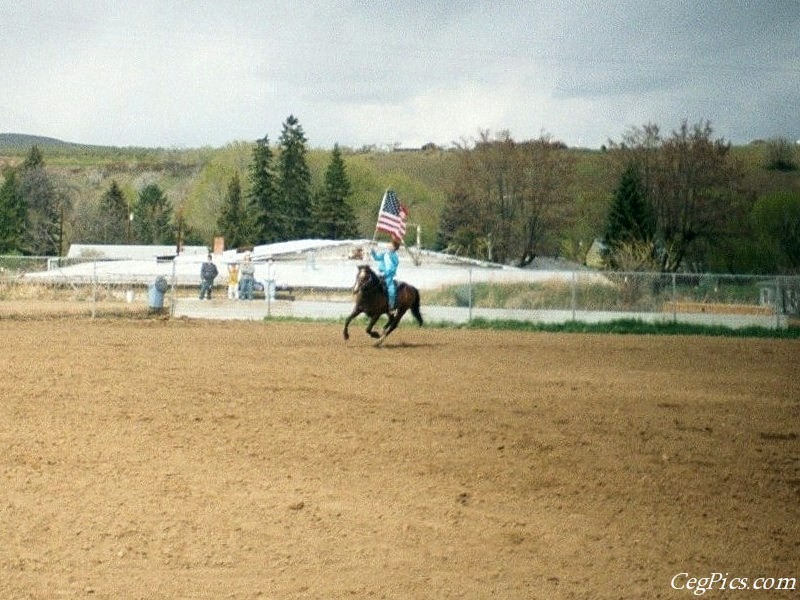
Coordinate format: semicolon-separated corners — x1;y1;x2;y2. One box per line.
411;287;423;327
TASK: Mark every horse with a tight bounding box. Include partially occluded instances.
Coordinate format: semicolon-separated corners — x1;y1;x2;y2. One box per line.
343;265;423;346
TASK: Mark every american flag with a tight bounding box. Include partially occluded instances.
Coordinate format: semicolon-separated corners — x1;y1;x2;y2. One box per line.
376;189;408;241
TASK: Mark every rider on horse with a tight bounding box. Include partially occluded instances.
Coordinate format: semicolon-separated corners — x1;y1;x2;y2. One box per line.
370;238;401;315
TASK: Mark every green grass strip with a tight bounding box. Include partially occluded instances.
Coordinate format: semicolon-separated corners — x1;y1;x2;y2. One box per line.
455;318;800;339
298;313;799;339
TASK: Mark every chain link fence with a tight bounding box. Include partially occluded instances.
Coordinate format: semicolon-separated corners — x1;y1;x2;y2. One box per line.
1;255;797;328
0;256;177;318
424;269;797;329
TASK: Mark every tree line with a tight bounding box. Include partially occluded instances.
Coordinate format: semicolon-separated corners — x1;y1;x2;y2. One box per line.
437;121;799;274
1;117;798;274
0;114;359;255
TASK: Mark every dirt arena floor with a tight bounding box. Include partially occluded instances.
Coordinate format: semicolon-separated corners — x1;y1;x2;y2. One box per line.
0;314;797;599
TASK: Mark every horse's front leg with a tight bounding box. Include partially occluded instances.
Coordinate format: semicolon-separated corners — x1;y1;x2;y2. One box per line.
343;307;362;341
365;315;381;338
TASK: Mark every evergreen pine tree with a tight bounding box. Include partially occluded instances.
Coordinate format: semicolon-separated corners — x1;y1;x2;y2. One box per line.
22;145;44;170
133;183;173;244
313;144;358;239
19;146;62;255
248;135;279;243
277;115;312;239
98;180;129;243
0;168;27;253
218;172;250;249
604;164;654;248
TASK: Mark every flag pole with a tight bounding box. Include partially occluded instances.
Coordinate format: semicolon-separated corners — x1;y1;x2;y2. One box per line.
372;189;388;243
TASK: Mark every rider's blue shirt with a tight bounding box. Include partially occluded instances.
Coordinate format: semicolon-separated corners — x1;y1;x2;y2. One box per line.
371;248;398;279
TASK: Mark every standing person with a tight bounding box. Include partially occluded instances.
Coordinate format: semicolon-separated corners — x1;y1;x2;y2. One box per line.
227;262;239;300
370;238;400;315
199;254;218;300
239;252;255;300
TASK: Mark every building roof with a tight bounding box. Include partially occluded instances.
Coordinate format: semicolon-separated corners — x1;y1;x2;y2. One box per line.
27;240;604;290
67;244;208;260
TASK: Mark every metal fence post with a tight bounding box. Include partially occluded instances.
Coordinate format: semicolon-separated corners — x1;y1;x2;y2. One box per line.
91;260;97;319
266;278;272;318
468;266;473;324
170;259;177;317
571;270;577;321
672;273;677;323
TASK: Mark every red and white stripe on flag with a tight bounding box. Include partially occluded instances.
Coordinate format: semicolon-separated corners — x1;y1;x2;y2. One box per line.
376;189;408;241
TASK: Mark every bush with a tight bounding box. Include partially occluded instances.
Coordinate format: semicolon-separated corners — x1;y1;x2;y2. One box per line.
765;138;798;172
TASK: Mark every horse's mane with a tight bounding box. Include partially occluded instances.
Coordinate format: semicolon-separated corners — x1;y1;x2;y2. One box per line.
358;264;379;283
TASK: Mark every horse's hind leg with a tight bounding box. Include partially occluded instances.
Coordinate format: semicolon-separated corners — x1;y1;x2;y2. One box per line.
377;309;406;345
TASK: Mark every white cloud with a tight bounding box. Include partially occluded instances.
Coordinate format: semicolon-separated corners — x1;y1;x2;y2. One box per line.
1;1;797;148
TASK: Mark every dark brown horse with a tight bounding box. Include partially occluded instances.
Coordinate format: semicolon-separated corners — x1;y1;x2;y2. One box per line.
343;265;423;345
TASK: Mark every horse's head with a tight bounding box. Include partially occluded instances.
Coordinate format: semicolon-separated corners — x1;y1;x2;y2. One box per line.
353;265;377;294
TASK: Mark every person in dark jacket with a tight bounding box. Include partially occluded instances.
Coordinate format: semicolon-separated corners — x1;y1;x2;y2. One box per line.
199;254;219;300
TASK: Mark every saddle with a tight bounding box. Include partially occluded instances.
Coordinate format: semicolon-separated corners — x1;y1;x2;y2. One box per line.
376;274;388;295
376;274;402;294
375;274;402;303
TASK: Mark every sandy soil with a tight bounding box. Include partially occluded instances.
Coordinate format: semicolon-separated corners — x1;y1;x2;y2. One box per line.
0;316;797;599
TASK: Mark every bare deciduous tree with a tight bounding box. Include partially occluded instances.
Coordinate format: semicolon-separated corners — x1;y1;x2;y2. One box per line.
611;120;742;272
439;130;574;266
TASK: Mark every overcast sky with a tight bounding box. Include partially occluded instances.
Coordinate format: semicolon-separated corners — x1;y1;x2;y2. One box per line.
2;1;798;149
